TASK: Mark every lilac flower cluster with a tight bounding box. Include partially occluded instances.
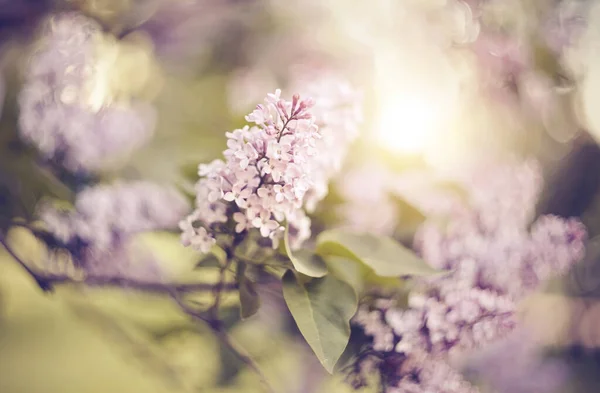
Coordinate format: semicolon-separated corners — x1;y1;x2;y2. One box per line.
18;12;156;173
181;85;360;253
40;181;189;278
350;161;586;393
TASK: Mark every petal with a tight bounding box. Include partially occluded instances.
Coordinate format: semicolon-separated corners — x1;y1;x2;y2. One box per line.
260;226;271;237
236;198;248;208
267;220;280;230
252;217;262;228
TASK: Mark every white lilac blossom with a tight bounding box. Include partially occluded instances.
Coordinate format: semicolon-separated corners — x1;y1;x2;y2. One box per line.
40;181;189;278
18;12;156;173
181;87;359;253
350;161;586;393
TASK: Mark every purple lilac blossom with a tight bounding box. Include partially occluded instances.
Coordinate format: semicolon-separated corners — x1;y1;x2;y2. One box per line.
18;12;156;173
180;85;361;253
135;0;240;64
40;181;190;278
350;160;586;393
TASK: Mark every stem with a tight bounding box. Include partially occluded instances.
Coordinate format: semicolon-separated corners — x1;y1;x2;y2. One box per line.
256;116;294;190
0;235;236;294
213;326;276;393
209;233;244;320
173;293;275;393
276;117;293;143
3;229;272;391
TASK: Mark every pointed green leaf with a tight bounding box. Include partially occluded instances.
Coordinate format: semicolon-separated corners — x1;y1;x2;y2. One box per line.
282;270;357;373
236;263;260;319
239;279;260;319
316;230;437;277
283;224;328;277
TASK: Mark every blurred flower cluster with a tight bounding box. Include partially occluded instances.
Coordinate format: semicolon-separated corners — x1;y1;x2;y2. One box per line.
12;10;192;280
18;12;157;173
350;160;587;392
40;181;189;278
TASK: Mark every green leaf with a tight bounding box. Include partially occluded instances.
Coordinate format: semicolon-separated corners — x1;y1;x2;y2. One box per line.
210;245;227;266
316;230;437;277
324;256;367;295
236;263;260;319
325;256;409;299
281;270;357;373
283;224;328;278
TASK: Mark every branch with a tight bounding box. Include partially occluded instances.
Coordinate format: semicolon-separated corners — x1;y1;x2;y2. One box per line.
172;293;275;393
213;326;276;393
208;254;234;320
2;231;271;391
0;236;237;294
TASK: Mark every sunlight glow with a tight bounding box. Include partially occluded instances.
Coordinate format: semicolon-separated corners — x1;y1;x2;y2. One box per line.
376;93;439;154
372;45;460;156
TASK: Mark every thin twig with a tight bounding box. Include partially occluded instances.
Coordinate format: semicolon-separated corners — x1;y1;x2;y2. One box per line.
171;292;212;325
0;236;236;294
172;293;276;393
213;326;276;393
4;227;272;391
208;256;234;320
208;233;245;320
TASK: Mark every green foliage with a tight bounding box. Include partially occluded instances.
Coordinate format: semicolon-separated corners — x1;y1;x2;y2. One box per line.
210;245;228;266
281;270;357;373
325;255;413;299
283;223;328;278
237;263;260;320
324;256;368;296
277;229;436;371
316;229;438;277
